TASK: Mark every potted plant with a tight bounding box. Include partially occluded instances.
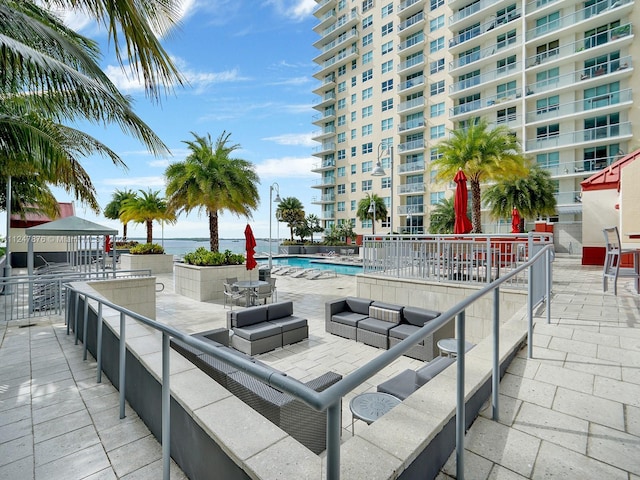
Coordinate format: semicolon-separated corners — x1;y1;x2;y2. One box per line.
120;242;174;274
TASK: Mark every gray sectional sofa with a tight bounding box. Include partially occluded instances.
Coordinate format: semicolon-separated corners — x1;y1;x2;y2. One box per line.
227;301;308;355
170;332;341;454
325;297;454;361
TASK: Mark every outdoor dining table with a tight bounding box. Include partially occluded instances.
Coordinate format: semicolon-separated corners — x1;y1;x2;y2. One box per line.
233;280;269;306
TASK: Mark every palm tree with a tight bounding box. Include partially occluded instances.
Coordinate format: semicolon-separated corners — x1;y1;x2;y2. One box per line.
104;189;137;240
165;132;259;252
356;194;388;234
119;189;176;244
276;197;305;241
428;197;458;234
432;119;529;233
483;165;557;232
0;173;60;220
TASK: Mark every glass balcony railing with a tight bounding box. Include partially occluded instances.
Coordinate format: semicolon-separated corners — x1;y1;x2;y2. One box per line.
312;109;335;122
451;61;522;93
450;87;523;116
450;0;495;25
398;53;425;72
312;159;336;170
540;155;620;176
399;0;421;12
399;11;425;32
398;118;426;132
526;56;631;96
315;29;359;59
525;122;631;151
313;142;336;154
449;34;522;70
317;10;358;40
397;139;425;152
398;161;425;174
525;88;632;123
526;0;632;41
398;183;426;194
398;33;425;52
398;96;425;112
450;8;521;48
398;204;425;214
399;75;425;92
312;126;336;138
554;190;583;205
525;0;560;14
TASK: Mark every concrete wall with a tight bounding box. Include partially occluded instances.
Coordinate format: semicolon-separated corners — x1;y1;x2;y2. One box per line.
88;277;156;319
120;254;174;275
356;275;527;345
620;160;640;248
174;263;250;302
582;188;620;249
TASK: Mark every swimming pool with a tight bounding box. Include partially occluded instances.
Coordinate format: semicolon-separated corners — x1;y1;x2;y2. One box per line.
268;256;363;276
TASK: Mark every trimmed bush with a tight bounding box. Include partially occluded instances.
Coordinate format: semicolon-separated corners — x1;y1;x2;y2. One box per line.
129;243;165;254
183;248;245;266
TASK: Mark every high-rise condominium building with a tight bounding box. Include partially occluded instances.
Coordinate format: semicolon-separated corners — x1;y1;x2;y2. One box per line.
311;0;637;252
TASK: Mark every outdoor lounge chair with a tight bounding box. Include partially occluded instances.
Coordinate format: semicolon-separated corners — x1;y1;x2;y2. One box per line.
223;283;244;309
307;269;336;280
290;268;317;278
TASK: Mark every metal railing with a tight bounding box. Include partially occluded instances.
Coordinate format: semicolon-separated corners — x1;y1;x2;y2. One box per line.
0;269;152;322
63;241;553;480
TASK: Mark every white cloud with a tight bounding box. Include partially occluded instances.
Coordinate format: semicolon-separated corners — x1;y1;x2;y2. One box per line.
266;0;315;21
148;159;170;168
103;176;166;187
263;133;315;147
268;76;311;86
256;157;316;178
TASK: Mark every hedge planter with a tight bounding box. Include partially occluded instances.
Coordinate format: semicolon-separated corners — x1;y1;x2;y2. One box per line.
120;254;174;275
174;263;248;302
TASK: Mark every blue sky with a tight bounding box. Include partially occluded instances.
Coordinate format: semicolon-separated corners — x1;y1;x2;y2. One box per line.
53;0;321;240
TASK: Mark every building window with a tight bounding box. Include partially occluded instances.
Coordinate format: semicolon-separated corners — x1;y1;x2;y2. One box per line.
536;152;559;168
337;149;346;160
351;129;356;139
497;55;517;72
362;32;373;46
382;79;393;92
337;184;346;194
430;80;445;95
430;58;445;74
337;115;346;126
382;98;393;111
496;80;517;99
337;132;346;143
536;123;560;139
381;60;393;74
381;177;391;189
337;166;346;177
337;201;345;212
381;118;393;131
497;29;517;49
535;40;559;63
352;59;357;70
338;81;346;93
351;200;356;211
584;113;619;138
497;107;516;124
430;15;444;32
430;0;444;10
362;105;373;118
381;3;393;17
584;81;620;109
430;148;442;161
362;69;373;82
337;98;346;110
362;15;373;29
362;180;373;191
351;93;357;104
351;76;357;87
362;87;373;100
536;95;559;115
338;65;346;76
362;124;373;136
534;11;560;37
430;124;445;139
351;146;357;157
429;37;444;53
351;111;357;121
535;67;559;88
430;191;445;204
382;22;393;36
430;102;445;117
362;160;372;172
362;51;373;64
351;164;357;174
350;182;356;193
362;0;373;11
381;41;393;54
362;142;373;154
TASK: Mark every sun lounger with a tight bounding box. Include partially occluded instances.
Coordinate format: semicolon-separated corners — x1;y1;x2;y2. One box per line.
290;268;318;278
307;269;336;280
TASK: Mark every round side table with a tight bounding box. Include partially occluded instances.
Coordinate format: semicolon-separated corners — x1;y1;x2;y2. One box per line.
437;338;474;357
349;392;401;435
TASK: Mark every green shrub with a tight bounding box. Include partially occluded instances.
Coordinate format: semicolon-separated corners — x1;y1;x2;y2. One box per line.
129;243;165;254
183;248;245;266
115;240;139;248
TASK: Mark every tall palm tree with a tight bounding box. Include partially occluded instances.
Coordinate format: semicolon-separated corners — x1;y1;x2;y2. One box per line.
276;197;305;241
119;189;175;244
104;189;137;240
432;119;529;233
483;165;557;232
165;132;260;252
428;197;457;234
356;194;387;234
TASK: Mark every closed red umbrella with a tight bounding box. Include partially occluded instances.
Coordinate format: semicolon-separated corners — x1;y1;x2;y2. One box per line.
453;169;473;234
244;224;258;271
511;207;521;233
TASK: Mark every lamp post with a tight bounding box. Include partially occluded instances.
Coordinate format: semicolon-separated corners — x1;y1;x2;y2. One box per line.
368;199;376;235
269;182;281;270
371;144;393;234
407;207;413;236
4;176;11;279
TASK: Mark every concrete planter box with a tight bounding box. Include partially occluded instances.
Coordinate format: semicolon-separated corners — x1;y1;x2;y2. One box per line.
120;253;174;275
174;263;248;302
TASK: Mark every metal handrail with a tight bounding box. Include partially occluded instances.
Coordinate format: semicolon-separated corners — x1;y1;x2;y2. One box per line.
64;243;553;480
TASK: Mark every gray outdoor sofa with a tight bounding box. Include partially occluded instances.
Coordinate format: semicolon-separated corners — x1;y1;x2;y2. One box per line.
227;300;308;355
170;331;341;454
325;297;454;361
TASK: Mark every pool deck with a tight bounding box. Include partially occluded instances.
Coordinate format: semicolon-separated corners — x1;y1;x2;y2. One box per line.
1;255;640;479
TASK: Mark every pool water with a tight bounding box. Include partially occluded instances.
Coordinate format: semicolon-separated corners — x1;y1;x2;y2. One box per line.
268;257;362;276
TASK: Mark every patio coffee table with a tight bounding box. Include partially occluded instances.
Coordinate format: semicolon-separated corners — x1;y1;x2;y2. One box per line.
437;338;474;357
349;392;401;435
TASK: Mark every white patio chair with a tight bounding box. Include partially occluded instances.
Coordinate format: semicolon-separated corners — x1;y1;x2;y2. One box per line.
602;226;639;295
223;283;244;309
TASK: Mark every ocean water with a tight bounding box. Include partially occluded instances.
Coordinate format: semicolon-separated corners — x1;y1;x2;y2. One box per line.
131;238;279;257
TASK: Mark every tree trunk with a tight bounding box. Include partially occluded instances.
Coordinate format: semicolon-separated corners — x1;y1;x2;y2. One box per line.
209;210;219;252
146;220;153;243
471;180;483;233
123;222;128;241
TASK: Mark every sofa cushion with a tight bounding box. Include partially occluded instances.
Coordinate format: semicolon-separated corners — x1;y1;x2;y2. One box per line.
388;323;421;341
403;306;441;327
346;297;373;315
376;369;419;400
416;356;455;383
370;301;403;313
268;301;293;320
369;305;402;324
233;305;268;327
269;316;307;332
358;317;397;335
332;311;368;327
233;321;281;341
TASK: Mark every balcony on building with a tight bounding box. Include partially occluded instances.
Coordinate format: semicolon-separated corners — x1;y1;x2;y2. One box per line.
313;9;336;33
543;154;622;178
397;53;425;75
312;141;336;157
312;177;336;189
398;31;425;56
450;61;521;94
398;0;423;17
398;204;425;215
398;74;425;95
314;91;336;109
312;125;336;141
450;87;523;118
312;73;336;93
311;158;336;173
398;183;426;196
450;0;510;28
397;138;425;154
525;88;633;126
313;29;359;64
525;121;632;152
315;45;359;76
525;56;631;97
311;193;336;204
398;161;425;175
398;118;426;134
525;0;632;42
314;9;359;43
554;190;583;211
397;96;425;114
449;34;522;73
449;8;522;53
320;210;336;220
312;108;336;124
398;10;425;35
524;24;633;70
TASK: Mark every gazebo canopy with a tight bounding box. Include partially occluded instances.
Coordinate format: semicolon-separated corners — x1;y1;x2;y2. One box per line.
25;215;118;236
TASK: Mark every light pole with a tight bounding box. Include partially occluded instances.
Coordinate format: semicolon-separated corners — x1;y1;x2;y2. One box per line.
407;207;413;236
3;176;11;279
268;182;281;270
371;144;393;234
368;199;376;235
